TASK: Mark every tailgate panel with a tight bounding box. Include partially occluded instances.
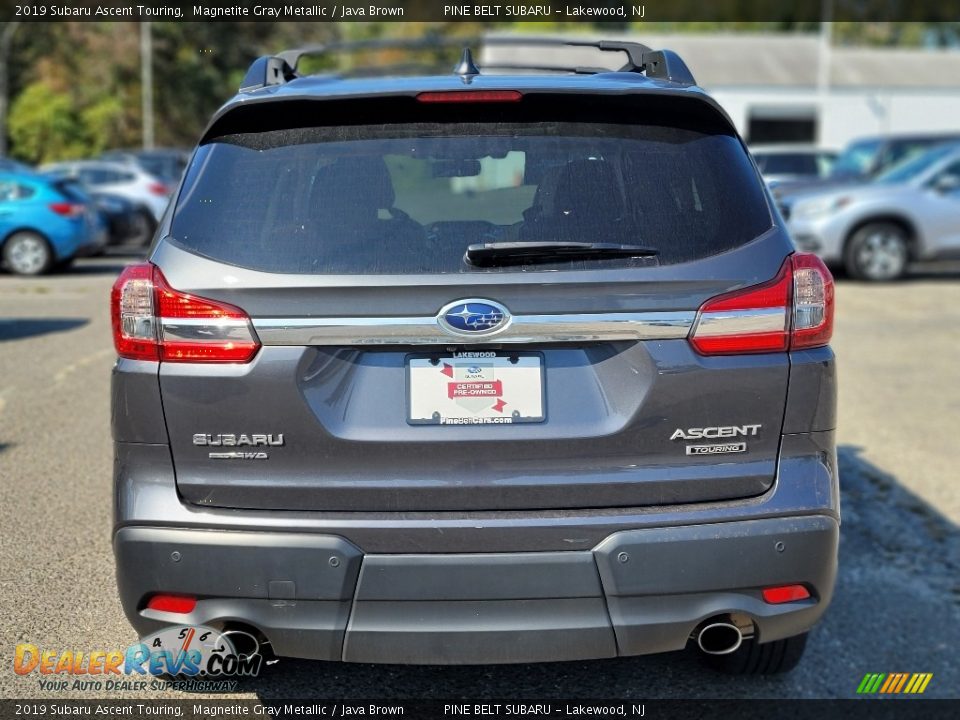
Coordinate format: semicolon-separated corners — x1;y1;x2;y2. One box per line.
161;340;787;512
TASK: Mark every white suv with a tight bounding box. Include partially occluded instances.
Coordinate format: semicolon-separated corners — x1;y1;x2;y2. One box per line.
41;159;171;231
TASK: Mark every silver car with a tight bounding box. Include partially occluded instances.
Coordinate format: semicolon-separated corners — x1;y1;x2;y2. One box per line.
784;143;960;280
40;159;171;233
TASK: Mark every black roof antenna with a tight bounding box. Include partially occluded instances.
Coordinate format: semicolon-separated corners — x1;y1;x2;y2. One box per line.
454;47;481;82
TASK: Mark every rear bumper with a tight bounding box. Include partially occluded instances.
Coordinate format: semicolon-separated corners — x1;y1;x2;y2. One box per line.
115;514;838;665
113;422;839;664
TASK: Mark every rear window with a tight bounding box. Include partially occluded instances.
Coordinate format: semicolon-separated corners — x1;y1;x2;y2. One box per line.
139;154;187;182
53;180;88;203
170;121;771;274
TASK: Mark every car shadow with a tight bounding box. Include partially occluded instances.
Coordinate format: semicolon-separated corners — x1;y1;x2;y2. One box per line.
904;260;960;281
833;260;960;283
169;445;959;700
102;246;151;260
0;318;88;341
62;260;143;276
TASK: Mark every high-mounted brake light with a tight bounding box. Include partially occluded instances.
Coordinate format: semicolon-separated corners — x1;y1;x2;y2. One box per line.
690;253;834;356
416;90;522;103
111;263;260;363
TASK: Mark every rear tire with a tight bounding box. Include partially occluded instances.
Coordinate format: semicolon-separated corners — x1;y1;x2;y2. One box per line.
2;231;54;276
701;632;808;675
844;222;909;281
132;208;158;246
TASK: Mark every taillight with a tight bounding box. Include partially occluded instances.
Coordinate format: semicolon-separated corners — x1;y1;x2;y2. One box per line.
790;253;835;350
48;201;85;218
111;263;259;363
690;253;834;355
111;264;158;361
690;259;792;355
416;90;522;103
148;182;169;196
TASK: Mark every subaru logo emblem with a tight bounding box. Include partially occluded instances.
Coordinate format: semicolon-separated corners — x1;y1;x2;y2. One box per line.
438;299;511;336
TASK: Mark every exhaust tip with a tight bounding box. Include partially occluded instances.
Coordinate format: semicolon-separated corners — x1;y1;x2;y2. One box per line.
697;622;744;655
220;625;277;664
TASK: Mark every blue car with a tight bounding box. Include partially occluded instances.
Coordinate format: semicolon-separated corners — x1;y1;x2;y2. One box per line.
0;172;105;275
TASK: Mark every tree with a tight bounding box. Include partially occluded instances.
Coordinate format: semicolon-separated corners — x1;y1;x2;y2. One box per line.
8;81;88;163
0;21;21;156
3;20;957;162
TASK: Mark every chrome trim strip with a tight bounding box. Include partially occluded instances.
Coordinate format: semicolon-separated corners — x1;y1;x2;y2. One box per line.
252;311;696;346
159;318;249;327
692;308;787;337
160;317;254;343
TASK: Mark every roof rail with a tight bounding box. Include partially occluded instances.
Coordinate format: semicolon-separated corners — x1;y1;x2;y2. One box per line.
482;37;696;85
240;35;477;92
239;35;696;92
482;63;615;75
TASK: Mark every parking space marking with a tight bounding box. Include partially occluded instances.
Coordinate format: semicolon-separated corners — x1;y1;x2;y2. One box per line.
53;347;114;386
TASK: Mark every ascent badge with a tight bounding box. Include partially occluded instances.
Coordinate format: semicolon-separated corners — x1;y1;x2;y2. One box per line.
671;425;759;455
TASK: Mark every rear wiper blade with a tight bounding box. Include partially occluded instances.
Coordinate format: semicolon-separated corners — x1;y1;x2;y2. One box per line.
466;241;659;267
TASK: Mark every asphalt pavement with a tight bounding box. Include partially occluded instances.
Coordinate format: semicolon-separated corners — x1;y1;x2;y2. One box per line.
1;256;958;701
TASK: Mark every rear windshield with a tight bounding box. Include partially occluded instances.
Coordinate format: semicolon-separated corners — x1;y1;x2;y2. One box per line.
53;180;89;203
170;122;771;274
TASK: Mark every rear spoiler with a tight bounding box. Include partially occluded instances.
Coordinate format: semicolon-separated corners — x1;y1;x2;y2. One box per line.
199;91;736;149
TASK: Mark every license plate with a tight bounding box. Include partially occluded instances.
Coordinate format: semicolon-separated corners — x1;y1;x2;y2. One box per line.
407;353;545;425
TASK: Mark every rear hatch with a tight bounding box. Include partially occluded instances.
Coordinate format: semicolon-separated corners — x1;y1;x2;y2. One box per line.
153;90;792;512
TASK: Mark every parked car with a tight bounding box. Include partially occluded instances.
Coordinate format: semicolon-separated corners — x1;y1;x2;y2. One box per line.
785;142;960;280
88;191;146;248
40;160;170;236
751;145;836;186
772;132;960;198
0;172;104;274
100;148;189;186
111;41;838;675
0;157;35;174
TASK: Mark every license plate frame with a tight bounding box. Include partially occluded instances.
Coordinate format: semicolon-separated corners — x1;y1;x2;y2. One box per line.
406;352;546;426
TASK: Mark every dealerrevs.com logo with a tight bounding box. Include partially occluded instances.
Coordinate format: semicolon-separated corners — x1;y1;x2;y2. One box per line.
14;625;262;691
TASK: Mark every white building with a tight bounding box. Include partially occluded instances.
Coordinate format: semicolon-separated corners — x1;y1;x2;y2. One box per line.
482;33;960;150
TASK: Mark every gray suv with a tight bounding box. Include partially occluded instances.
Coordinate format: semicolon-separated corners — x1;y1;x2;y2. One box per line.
111;40;839;675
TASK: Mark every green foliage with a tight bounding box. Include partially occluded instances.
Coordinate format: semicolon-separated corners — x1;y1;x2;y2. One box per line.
8;82;88;163
80;96;129;156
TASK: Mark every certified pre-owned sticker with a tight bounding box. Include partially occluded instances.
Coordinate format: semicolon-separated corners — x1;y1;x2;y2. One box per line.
686;442;747;455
